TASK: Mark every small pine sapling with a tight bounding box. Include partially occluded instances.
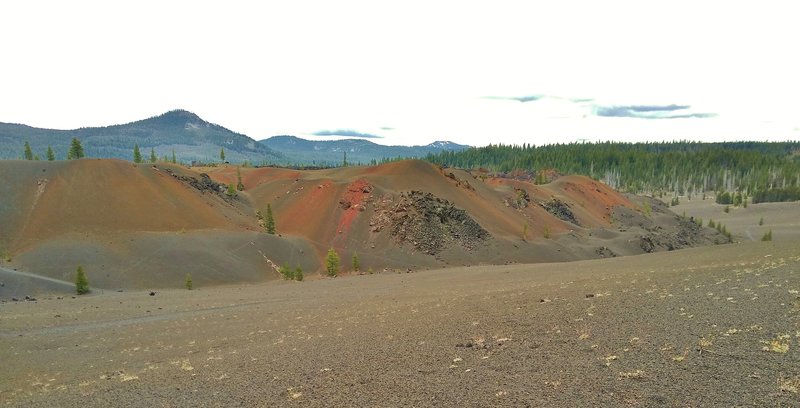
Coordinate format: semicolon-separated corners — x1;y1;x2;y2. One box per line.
325;248;340;277
352;252;360;274
75;266;89;295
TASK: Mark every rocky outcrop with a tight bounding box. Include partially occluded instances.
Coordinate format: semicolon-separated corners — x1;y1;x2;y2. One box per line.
372;191;490;255
540;198;580;226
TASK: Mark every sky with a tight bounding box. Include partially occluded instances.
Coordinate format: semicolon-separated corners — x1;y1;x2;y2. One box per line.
1;1;798;147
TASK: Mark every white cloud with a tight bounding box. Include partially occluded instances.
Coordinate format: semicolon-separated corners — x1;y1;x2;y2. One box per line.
0;0;797;146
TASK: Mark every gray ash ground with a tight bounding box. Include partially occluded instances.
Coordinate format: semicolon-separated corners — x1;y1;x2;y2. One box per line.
2;240;799;407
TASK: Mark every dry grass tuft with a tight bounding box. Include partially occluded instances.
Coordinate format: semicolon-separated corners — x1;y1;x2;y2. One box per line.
777;376;800;393
577;325;591;340
618;369;645;379
672;347;689;362
762;334;791;353
698;337;714;354
603;355;618;366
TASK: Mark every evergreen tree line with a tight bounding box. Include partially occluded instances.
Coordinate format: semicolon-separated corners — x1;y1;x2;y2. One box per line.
19;138;84;161
751;186;800;203
426;141;800;195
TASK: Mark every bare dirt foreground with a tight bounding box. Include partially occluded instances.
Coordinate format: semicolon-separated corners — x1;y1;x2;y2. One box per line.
2;240;800;407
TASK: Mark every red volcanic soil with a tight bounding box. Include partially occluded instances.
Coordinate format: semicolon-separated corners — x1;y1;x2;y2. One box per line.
333;179;372;243
550;175;636;223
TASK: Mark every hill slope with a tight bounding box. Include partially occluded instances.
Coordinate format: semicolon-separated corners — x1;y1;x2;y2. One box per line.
1;159;729;293
0;110;283;163
0;159;315;290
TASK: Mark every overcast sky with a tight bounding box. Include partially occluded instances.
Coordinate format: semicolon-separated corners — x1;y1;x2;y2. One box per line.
2;1;798;147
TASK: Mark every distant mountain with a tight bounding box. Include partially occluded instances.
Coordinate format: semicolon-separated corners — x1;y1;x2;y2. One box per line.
0;110;282;163
259;135;470;165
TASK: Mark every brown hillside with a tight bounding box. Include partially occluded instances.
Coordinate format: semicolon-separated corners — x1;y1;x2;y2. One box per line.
201;160;725;272
1;159;729;293
1;160;254;252
0;160;314;290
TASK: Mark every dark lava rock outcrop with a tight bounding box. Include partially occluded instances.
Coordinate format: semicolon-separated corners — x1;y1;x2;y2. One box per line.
612;196;731;253
540;198;580;226
388;191;490;255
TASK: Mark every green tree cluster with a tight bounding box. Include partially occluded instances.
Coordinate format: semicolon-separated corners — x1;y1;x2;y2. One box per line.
752;186;800;203
279;263;304;281
426;141;800;195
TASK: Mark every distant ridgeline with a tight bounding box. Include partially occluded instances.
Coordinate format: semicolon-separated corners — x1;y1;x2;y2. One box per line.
0;110;283;164
426;142;800;197
0;110;470;166
259;136;471;167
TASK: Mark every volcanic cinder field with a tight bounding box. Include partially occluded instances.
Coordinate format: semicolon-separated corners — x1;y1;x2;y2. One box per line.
1;159;799;407
1;240;799;407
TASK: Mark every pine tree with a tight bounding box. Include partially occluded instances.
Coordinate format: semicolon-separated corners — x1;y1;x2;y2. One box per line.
325;248;340;277
280;262;293;280
133;144;142;163
68;138;84;159
185;273;193;290
46;145;55;161
149;148;157;163
265;204;276;234
225;183;238;198
352;252;360;273
75;266;89;295
23;141;33;160
236;167;245;191
642;201;652;217
171;149;177;164
759;216;764;226
761;230;773;241
220;147;226;161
